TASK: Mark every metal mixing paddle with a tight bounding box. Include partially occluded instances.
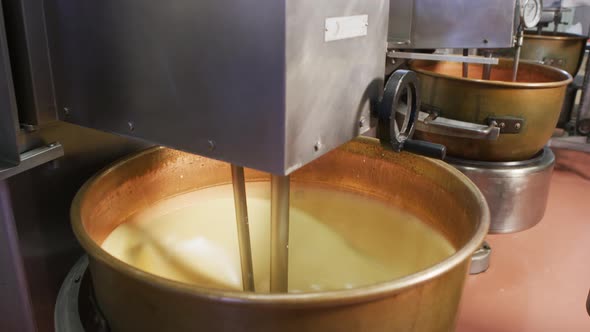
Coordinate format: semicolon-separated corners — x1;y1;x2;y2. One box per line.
231;165;256;292
231;166;291;293
270;175;290;293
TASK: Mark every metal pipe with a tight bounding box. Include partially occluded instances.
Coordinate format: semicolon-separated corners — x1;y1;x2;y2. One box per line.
462;49;469;78
482;52;493;80
270;174;290;293
512;27;524;82
231;165;255;292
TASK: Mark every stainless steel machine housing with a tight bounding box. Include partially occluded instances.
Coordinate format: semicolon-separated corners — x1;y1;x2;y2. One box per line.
388;0;520;49
45;0;389;175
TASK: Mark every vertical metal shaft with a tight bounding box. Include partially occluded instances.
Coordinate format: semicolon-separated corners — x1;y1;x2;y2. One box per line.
231;165;255;292
512;27;524;82
462;49;469;78
270;174;290;293
482;52;493;80
553;11;560;33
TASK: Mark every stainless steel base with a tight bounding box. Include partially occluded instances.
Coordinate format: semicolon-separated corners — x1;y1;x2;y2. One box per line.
448;147;555;233
55;256;108;332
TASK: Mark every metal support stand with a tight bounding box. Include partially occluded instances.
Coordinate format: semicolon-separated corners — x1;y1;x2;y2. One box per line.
0;143;64;330
0;180;36;332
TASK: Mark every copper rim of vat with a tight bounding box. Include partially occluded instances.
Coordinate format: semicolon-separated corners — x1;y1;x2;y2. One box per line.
523;31;587;76
408;59;572;162
70;137;489;331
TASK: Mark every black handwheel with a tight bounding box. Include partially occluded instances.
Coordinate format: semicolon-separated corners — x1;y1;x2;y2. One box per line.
379;69;420;151
379;70;446;160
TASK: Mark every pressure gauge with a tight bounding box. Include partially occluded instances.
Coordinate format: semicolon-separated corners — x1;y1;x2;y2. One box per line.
520;0;542;28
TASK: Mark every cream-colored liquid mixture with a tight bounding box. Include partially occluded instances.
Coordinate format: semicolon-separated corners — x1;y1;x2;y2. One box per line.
102;182;455;293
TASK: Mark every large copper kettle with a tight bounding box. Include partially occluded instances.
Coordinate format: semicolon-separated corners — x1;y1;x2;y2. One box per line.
71;137;489;332
409;60;571;161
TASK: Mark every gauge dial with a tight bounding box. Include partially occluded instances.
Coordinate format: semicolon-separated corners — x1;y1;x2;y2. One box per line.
521;0;542;28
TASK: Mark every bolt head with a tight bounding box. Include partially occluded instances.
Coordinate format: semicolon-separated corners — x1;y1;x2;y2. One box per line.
208;140;216;151
314;142;321;152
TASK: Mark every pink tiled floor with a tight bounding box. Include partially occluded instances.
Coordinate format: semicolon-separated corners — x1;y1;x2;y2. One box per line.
457;170;590;332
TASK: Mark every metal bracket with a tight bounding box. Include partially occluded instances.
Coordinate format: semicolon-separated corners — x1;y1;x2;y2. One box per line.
486;116;524;134
543;57;565;68
0;143;64;181
470;241;491;275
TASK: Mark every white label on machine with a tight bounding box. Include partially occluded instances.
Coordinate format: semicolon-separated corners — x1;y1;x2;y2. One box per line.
324;15;368;42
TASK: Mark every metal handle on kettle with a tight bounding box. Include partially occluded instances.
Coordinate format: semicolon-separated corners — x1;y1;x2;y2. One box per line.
411;109;501;141
379;70;446;160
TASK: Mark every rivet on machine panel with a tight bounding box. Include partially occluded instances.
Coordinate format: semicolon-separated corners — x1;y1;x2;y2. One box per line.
208;140;216;151
314;142;321;152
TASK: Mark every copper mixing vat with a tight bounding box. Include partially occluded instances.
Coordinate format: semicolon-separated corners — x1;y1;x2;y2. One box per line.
71;137;489;332
410;60;572;161
522;32;587;76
